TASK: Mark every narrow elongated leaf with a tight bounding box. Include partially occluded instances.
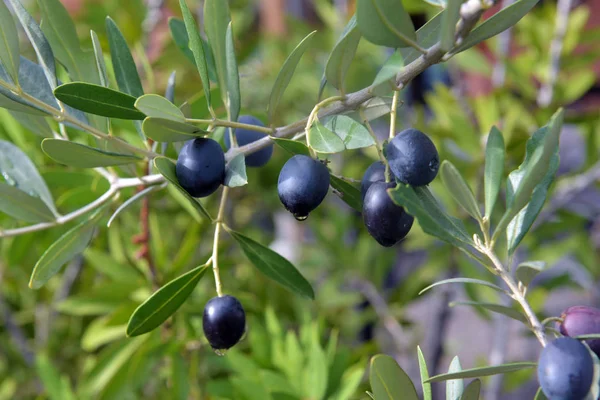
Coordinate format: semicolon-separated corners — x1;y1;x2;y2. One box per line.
9;111;52;137
461;379;481;400
30;214;100;289
507;148;559;254
0;57;56;115
325;15;361;91
426;362;537;382
0;1;20;85
356;0;416;48
440;0;463;51
440;161;482;222
36;354;74;400
153;157;211;220
227;229;314;299
372;52;403;93
168;17;217;82
179;0;211;108
447;357;464;400
54;82;145;120
401;11;444;64
495;109;563;242
454;0;541;53
204;0;230;103
369;355;418;400
135;94;185;122
142;117;204;142
268;31;317;122
107;185;162;228
329;175;362;212
390;185;473;248
449;301;527;323
417;347;432;400
7;0;57;88
325;115;375;149
0;181;55;222
225;23;240;122
42;139;140;168
484;126;505;219
91;30;109;87
0;140;56;213
105;17;144;98
272;138;311;156
126;265;208;336
38;0;99;86
516;261;546;287
165;71;176;103
224;154;247;188
419;278;505;295
308;121;345;153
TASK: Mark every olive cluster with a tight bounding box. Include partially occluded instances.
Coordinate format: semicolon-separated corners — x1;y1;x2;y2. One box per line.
537;305;600;399
173;117;440;351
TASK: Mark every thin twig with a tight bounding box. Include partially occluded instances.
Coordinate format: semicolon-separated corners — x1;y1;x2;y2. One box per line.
537;0;573;107
211;187;229;297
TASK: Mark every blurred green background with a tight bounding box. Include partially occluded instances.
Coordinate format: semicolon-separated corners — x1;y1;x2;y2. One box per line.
1;0;599;399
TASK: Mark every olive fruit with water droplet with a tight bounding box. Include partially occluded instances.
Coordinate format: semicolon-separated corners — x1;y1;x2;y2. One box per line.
559;305;600;357
360;161;386;200
224;115;273;167
384;128;439;186
176;138;225;198
278;155;330;220
202;295;246;351
363;181;414;247
537;337;594;400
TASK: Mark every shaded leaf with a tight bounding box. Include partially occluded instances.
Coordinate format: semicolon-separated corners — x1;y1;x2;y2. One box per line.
107;185;162;227
447;357;464;400
7;0;57;88
308;121;345;154
484;126;505;219
516;261;546;287
42;139;140;168
268;31;316;122
135;94;185;122
91;30;109;87
325;15;361;91
372;52;403;94
168;17;217;83
440;0;463;51
345;96;393;122
225;22;240;122
126;265;209;336
325;115;375;149
204;0;231;103
454;0;541;53
329;175;362;212
426;362;537;382
9;111;52;137
153;157;211;220
401;11;444;65
440;160;482;221
83;248;143;283
30;213;101;289
179;1;211;108
534;387;548;400
417;346;432;400
369;354;418;400
449;301;527;323
227;228;315;299
419;278;505;295
0;139;56;213
356;0;416;48
224;154;247;188
142;117;204;142
389;185;473;248
54;82;145;120
165;71;176;103
105;17;144;98
0;1;20;85
461;379;481;400
0;181;55;222
36;353;75;400
272;138;311;156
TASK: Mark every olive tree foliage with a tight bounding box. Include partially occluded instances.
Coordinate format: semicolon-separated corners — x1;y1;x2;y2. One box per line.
0;0;597;398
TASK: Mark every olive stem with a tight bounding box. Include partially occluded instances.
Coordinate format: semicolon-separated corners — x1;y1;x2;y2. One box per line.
186;118;274;135
211;187;229;297
479;243;548;347
389;90;400;140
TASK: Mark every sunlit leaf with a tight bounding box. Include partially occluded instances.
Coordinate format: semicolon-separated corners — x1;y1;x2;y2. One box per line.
419;278;505;295
0;181;55;223
369;354;418;400
308;121;345;153
515;261;546;287
426;362;537;382
440;161;482;222
324;115;375;149
224;154;247;187
356;0;416;48
325;15;361;91
135;94;185;122
272;138;311;156
0;1;20;85
142;117;204;142
484;126;505;219
446;357;464;400
105;17;144;98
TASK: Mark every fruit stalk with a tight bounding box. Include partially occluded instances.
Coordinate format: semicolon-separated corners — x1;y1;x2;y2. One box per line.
211;187;229;297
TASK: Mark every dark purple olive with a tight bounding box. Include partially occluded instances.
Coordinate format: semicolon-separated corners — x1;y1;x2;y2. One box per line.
559;305;600;357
